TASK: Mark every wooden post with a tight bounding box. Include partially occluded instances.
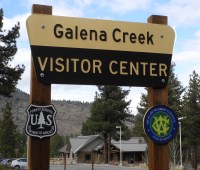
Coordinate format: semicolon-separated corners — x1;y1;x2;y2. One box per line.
147;15;169;170
92;152;94;170
28;4;52;170
63;153;66;170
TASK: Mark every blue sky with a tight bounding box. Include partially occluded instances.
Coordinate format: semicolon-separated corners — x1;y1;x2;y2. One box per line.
1;0;200;114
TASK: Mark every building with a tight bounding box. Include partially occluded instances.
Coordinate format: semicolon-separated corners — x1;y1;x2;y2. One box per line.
111;137;147;164
58;135;147;164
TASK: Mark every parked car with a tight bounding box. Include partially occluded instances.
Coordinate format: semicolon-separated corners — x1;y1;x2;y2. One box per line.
11;158;28;170
0;158;14;168
0;157;4;163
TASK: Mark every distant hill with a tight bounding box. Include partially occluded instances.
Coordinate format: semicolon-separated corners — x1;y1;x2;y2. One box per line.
0;89;91;136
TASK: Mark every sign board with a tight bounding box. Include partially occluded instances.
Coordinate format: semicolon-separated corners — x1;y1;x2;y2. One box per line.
26;14;175;87
143;105;179;144
25;104;57;139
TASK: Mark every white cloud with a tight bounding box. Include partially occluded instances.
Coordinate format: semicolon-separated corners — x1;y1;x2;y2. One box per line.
26;0;84;17
75;0;94;7
173;50;200;86
51;85;97;102
184;31;200;51
53;4;83;17
173;29;200;86
155;0;200;27
174;29;200;63
96;0;151;14
26;0;152;17
194;30;200;38
126;87;146;114
13;48;31;93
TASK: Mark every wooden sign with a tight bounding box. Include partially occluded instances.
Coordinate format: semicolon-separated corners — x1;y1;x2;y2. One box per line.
26;14;175;53
27;4;175;170
26;14;175;88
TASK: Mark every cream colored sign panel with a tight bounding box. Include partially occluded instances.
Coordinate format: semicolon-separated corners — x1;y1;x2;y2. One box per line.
26;14;175;54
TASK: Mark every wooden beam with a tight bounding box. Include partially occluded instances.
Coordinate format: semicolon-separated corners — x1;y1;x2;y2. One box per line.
147;15;169;170
28;4;52;170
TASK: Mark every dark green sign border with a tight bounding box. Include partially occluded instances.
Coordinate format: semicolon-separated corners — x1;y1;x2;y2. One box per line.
143;105;179;144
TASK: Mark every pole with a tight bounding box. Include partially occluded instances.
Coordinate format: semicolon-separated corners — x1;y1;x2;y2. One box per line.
178;116;185;169
119;127;122;166
28;4;52;170
147;15;169;170
179;122;184;169
92;152;94;170
64;153;66;170
116;126;122;165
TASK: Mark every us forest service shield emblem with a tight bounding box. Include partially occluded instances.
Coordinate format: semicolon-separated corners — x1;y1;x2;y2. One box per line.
25;104;57;139
143;105;179;144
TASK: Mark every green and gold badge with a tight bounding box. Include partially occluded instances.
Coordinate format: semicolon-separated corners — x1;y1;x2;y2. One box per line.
143;105;178;144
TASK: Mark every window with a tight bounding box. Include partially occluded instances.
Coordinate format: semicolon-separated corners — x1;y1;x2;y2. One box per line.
85;154;91;161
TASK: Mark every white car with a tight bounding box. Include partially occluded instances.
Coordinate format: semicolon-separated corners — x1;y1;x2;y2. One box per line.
11;158;28;170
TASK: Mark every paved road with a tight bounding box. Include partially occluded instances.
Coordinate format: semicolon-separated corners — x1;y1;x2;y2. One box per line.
50;164;148;170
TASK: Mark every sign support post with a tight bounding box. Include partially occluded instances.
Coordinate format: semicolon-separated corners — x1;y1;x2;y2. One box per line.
28;4;52;170
147;15;169;170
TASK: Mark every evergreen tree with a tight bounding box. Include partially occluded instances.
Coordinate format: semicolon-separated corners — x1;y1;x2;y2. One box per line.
182;71;200;170
168;63;185;117
81;85;132;163
50;134;66;157
15;132;27;158
132;92;148;139
0;103;18;158
0;8;25;97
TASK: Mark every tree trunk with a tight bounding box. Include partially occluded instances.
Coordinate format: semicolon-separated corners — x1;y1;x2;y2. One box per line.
191;144;197;170
104;134;108;164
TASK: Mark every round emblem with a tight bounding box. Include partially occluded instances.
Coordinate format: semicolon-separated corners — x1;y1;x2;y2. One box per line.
143;105;179;144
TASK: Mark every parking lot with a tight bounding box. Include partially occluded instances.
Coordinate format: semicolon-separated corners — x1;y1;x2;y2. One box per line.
50;164;148;170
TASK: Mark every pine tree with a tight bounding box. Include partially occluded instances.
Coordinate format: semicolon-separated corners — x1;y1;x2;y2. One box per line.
15;132;27;158
132;92;148;139
0;103;18;158
81;85;132;163
50;134;66;157
182;71;200;170
168;63;185;117
0;8;25;97
37;111;45;129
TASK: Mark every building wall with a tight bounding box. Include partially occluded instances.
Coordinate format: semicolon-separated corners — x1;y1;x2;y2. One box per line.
75;151;145;164
123;152;146;163
94;152;104;164
76;151;105;164
77;152;91;164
